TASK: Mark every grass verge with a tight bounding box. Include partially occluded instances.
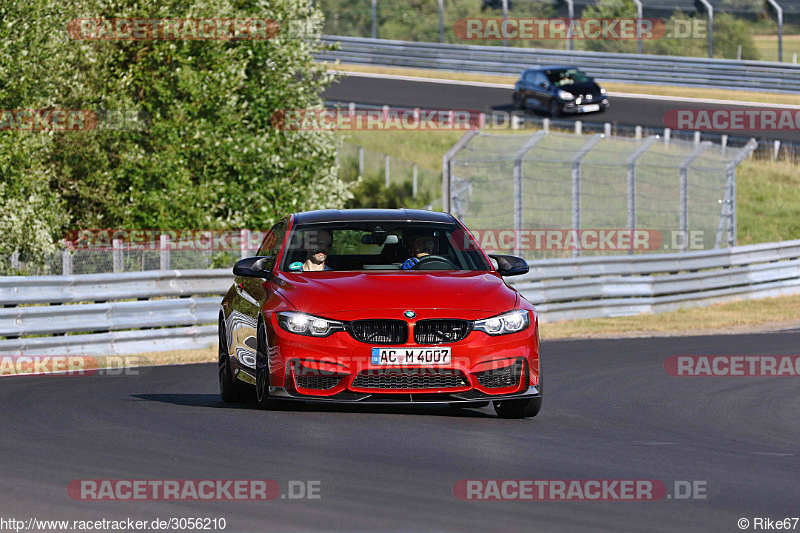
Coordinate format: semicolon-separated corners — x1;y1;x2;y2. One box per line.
325;62;800;106
541;294;800;339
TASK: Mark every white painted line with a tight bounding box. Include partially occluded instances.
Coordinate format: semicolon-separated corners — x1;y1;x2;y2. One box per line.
328;70;800;109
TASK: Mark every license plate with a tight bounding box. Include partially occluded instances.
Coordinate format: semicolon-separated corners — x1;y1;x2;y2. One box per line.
581;104;600;112
371;347;451;365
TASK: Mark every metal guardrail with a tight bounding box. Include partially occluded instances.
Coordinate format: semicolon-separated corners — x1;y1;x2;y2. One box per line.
317;36;800;93
1;239;798;355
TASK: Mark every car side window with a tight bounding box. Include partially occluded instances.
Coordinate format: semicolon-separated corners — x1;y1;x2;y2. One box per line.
534;72;548;88
524;71;536;83
256;220;286;271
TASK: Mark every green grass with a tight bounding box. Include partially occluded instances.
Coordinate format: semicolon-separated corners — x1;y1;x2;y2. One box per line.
752;34;800;63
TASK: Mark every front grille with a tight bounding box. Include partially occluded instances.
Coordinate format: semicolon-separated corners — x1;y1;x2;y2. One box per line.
476;360;524;389
352;368;469;390
294;374;342;390
414;319;470;344
349;320;408;344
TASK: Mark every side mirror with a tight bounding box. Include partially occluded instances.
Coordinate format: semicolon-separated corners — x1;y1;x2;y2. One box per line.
233;256;273;278
488;254;529;277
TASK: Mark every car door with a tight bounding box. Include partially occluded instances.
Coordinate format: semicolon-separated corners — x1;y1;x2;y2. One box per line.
226;220;287;375
518;70;537;109
531;72;551;110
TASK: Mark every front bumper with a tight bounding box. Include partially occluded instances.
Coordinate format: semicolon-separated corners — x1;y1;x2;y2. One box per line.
262;311;540;404
269;384;541;404
561;98;610;114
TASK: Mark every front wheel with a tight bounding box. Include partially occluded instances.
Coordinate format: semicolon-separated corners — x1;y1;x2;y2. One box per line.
255;320;276;410
219;319;248;403
493;397;542;419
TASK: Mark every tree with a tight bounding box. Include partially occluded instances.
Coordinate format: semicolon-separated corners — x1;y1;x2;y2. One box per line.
0;0;350;267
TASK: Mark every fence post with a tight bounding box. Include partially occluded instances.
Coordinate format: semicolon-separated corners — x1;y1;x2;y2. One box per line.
664;128;671;145
358;146;364;175
11;251;20;271
543;118;550;131
626;136;658;254
694;131;701;146
442;129;480;213
241;229;250;259
62;250;72;276
371;0;377;39
160;234;170;270
113;238;123;273
512;131;548;256
766;0;783;62
565;0;574;51
603;122;611;137
571;135;602;257
633;0;643;54
575;121;582;135
412;163;418;198
679;142;712;252
773;140;781;161
384;154;390;187
697;0;713;58
501;0;509;47
438;0;444;43
721;134;728;156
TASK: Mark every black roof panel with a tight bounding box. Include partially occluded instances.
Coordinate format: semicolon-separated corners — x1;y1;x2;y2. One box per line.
293;209;456;225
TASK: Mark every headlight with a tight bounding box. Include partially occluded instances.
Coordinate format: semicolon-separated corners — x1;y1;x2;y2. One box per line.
600;87;607;95
277;312;344;337
557;90;574;100
473;310;529;336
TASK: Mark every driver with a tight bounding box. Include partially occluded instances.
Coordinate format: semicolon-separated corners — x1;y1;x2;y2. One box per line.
401;231;435;270
302;229;333;271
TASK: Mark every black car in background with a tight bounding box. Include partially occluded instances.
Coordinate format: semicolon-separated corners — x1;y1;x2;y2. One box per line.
513;66;609;117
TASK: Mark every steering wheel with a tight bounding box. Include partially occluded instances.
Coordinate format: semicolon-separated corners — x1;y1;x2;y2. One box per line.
410;255;459;270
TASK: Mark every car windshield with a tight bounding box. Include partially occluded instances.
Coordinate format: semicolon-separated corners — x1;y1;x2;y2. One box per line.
546;68;591;86
280;221;491;272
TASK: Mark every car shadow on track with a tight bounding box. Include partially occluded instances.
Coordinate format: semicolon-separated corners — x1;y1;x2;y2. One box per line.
131;394;497;418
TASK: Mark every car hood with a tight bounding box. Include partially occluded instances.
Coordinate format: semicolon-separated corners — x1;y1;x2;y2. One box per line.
557;82;601;95
274;271;518;319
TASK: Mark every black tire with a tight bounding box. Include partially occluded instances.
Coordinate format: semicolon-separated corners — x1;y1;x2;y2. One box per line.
493;396;542;419
219;318;248;403
549;100;561;118
255;320;276;410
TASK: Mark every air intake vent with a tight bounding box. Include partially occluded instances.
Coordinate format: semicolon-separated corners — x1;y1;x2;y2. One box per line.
348;320;408;344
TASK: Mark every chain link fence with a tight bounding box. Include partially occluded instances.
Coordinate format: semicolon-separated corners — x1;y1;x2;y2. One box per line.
445;129;756;259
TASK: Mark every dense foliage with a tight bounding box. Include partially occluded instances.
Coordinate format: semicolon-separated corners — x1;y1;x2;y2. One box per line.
0;0;350;265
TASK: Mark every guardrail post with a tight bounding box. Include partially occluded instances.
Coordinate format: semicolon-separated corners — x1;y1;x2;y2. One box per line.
603;123;611;137
626;136;658;254
663;128;671;145
679;141;712;252
384;154;390;187
766;0;783;62
113;238;123;273
570;134;602;257
634;125;642;140
512;131;548;256
442;129;480;214
575;121;582;135
412;163;418;198
371;0;377;39
160;234;170;270
773;140;781;161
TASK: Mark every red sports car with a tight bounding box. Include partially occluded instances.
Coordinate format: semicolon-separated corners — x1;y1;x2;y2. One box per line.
218;209;541;418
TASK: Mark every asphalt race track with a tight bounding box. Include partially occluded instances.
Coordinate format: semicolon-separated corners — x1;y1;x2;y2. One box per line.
1;332;798;532
322;75;800;145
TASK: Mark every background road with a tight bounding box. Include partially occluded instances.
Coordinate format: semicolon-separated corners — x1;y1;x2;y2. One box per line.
1;332;798;532
322;75;800;144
